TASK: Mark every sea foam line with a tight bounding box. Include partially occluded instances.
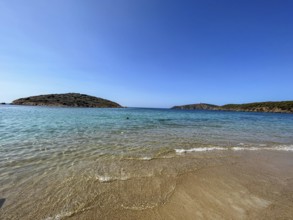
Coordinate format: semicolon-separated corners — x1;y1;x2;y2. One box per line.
175;145;293;154
175;147;226;153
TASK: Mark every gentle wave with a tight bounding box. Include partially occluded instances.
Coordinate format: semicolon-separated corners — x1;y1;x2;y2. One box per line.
175;145;293;154
141;156;153;160
121;203;158;211
95;175;130;183
175;147;227;153
233;145;293;151
44;211;73;220
95;171;157;183
123;156;153;161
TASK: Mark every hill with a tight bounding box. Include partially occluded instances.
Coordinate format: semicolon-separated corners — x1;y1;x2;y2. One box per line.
171;103;219;110
12;93;122;108
172;101;293;113
220;101;293;113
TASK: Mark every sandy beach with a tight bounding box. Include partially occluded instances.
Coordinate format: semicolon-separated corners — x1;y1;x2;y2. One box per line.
152;151;293;220
64;150;293;220
1;149;293;219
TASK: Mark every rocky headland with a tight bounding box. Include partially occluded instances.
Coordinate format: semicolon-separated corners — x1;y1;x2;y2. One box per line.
12;93;122;108
172;101;293;113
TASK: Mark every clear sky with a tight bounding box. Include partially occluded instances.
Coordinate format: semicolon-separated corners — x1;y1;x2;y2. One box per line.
0;0;292;107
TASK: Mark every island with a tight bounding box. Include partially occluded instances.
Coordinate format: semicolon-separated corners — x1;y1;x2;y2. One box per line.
172;103;218;110
12;93;122;108
172;101;293;113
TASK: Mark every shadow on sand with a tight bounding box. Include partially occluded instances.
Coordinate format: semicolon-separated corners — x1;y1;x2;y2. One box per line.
0;198;5;208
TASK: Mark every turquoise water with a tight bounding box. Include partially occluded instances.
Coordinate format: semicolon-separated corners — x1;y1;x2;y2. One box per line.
1;105;293;179
1;105;293;165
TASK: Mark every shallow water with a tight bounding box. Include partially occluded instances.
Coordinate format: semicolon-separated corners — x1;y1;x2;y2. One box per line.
0;106;293;219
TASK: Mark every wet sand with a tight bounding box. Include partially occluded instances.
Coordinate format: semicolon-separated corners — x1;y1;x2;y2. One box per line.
1;150;293;219
150;151;293;220
69;151;293;220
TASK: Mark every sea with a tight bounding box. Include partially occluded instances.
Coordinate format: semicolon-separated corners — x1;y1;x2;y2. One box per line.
0;105;293;219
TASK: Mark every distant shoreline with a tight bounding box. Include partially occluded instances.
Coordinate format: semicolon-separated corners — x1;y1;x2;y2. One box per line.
171;101;293;113
3;93;293;113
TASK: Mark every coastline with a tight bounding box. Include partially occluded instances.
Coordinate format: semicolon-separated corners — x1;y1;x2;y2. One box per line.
171;101;293;114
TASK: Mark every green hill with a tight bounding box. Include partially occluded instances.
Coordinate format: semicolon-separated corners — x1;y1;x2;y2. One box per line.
220;101;293;113
12;93;122;108
171;103;219;110
172;101;293;113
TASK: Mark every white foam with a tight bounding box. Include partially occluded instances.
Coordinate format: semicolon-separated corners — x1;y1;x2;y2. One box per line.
175;147;226;153
96;175;112;182
96;175;130;183
232;147;259;151
44;211;73;220
140;157;152;160
175;145;293;154
272;145;293;151
232;145;293;152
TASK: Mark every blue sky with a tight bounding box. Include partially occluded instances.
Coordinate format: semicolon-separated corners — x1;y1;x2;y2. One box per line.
0;0;292;107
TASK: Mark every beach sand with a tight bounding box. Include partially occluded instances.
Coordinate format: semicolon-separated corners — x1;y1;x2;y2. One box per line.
65;151;293;220
148;151;293;220
1;150;293;219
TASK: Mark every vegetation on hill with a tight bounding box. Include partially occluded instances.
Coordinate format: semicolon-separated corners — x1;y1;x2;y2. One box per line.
220;101;293;113
172;103;219;110
12;93;122;108
172;101;293;113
